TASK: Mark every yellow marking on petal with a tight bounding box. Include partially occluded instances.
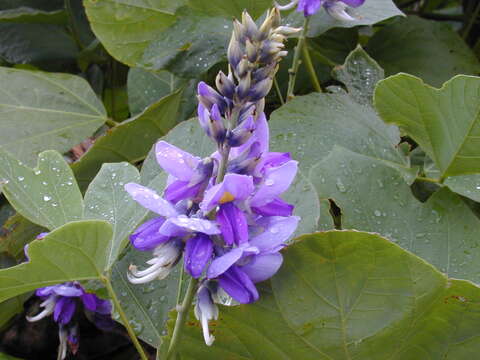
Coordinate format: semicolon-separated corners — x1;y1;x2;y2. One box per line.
219;191;235;204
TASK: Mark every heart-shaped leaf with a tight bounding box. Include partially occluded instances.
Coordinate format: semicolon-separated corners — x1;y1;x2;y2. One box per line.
165;231;480;359
0;67;106;165
0;150;83;230
0;220;112;302
375;74;480;178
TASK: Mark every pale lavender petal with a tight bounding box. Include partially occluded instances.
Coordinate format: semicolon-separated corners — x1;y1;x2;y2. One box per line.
250;216;300;252
201;174;254;212
158;218;189;237
250;161;298;207
207;247;245;278
155;141;199;181
36;285;57;297
54;297;76;324
217;203;249;246
218;266;259;304
53;284;83;298
340;0;364;7
169;216;220;235
252;197;294;217
185;234;213;278
231;112;269;158
124;183;177;217
164;180;201;203
241;253;283;283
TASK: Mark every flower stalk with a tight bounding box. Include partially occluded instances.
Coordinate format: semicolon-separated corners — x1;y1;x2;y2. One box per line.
287;17;310;100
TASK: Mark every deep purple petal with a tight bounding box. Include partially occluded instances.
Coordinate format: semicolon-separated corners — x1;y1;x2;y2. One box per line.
218;266;259;304
340;0;365;7
164;180;201;203
207;247;245;278
94;298;112;315
185;234;213;278
168;216;220;235
36;232;49;239
124;183;178;217
81;293;97;311
297;0;322;16
54;297;76;324
250;161;298;207
201;174;254;212
217;203;249;246
250;216;300;253
252;197;294;217
155;141;199;181
231;113;269;158
130;217;170;251
241;253;283;283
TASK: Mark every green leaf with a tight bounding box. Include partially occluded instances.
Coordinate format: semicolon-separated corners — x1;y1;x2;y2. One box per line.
445;174;480;202
187;0;271;19
0;353;23;360
285;0;403;37
0;214;45;261
366;16;480;87
127;67;196;120
0;67;107;165
374;73;480;178
318;199;335;231
84;163;146;269
0;8;66;24
0;220;112;302
332;45;385;105
0;150;83;230
269;93;408;174
72;91;182;190
139;8;232;78
168;231;480;359
83;0;185;66
310;147;480;284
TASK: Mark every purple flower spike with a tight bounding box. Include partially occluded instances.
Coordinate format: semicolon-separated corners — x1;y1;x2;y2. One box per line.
185;234;214;278
201;173;254;212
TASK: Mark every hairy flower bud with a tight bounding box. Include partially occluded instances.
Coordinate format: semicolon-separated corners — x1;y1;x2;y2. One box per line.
227;33;243;70
197;82;226;112
249;77;273;102
242;11;258;40
215;71;235;99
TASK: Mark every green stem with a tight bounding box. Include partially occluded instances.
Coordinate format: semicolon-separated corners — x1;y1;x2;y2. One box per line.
286;17;310;101
176;261;185;305
463;1;480;40
106;118;119;128
65;0;84;50
416;176;441;184
302;38;322;93
104;276;148;360
273;76;285;105
166;277;199;360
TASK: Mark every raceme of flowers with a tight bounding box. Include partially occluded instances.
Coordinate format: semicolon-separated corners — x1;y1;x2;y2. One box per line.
124;9;300;346
276;0;365;20
26;279;113;360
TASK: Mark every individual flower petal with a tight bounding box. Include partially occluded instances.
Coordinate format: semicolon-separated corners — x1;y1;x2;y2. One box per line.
81;293;97;311
130;217;170;251
217;203;249;245
124;183;177;217
54;297;77;325
207;245;259;278
340;0;365;7
218;266;259;304
53;284;83;298
252;197;294;217
250;216;300;252
201;173;254;212
297;0;322;16
194;284;219;346
324;0;355;21
250;160;298;207
241;253;283;283
168;215;220;235
155;141;199;181
231;112;269;158
164;180;201;204
185;234;214;278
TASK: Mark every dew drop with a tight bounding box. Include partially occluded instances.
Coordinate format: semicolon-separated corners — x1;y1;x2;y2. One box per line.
43;195;52;202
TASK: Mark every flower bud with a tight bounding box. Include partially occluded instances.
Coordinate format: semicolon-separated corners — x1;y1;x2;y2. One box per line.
273;26;302;36
245;39;257;63
249;77;273;102
208;104;226;143
197;82;226;112
236;71;252;100
215;71;235;99
227;33;243;70
233;19;246;42
226;115;255;147
242;11;258;40
235;57;250;79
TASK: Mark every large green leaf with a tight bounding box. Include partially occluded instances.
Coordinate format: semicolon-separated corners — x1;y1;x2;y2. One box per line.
139;8;232;78
84;163;146;269
445;174;480;202
284;0;403;37
375;73;480;178
310;147;480;284
0;220;112;302
366;16;480;87
167;231;480;359
0;8;66;24
72;91;182;190
0;150;83;230
187;0;271;19
269;93;407;174
332;45;385;105
0;67;106;165
127;67;196;120
83;0;185;66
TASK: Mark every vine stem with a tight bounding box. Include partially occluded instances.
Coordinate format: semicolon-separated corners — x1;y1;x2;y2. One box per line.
462;1;480;40
286;17;310;101
166;277;199;360
273;76;285;105
302;38;322;93
103;276;148;360
416;176;441;184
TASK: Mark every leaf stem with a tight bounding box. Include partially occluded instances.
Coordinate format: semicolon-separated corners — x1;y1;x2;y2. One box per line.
273;76;285;105
416;176;441;184
166;277;199;360
104;276;148;360
286;17;310;101
106;118;119;128
462;1;480;40
302;38;322;93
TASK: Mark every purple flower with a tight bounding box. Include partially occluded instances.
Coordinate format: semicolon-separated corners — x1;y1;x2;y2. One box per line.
294;0;365;18
194;283;219;346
